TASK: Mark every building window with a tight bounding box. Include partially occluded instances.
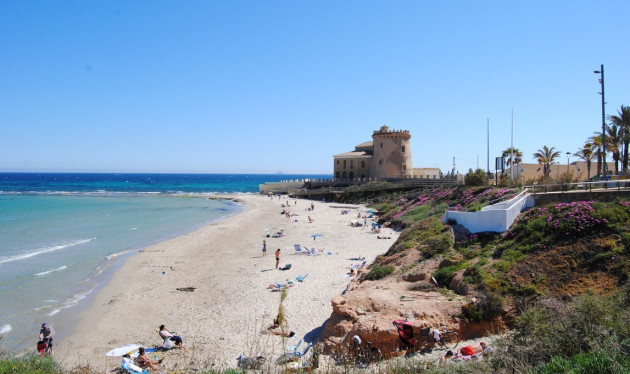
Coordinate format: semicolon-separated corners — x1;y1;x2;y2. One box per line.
380;143;383;148
350;160;353;169
335;172;340;179
379;159;382;165
402;145;405;153
343;160;347;169
361;160;365;168
402;164;406;171
336;160;339;165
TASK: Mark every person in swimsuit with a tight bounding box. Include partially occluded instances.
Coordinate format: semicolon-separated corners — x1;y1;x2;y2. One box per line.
262;240;267;256
275;248;281;269
135;347;163;371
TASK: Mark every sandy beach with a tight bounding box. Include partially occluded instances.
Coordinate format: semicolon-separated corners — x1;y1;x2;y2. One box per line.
56;194;398;372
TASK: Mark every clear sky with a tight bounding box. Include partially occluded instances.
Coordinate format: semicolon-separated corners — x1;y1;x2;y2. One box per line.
1;1;628;174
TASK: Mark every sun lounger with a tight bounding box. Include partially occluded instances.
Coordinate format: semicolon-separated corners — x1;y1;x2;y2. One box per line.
350;260;367;269
277;340;313;364
304;247;323;256
294;244;307;254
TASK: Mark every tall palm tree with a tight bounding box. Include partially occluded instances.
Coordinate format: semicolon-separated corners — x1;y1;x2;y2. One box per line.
533;145;561;181
573;142;596;180
590;134;603;177
502;147;523;167
609;105;630;172
606;124;622;174
501;147;522;179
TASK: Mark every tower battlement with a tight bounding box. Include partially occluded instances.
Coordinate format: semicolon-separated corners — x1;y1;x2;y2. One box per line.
372;125;411;140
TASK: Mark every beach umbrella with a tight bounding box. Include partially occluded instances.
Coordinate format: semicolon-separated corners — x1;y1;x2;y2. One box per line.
106;343;142;357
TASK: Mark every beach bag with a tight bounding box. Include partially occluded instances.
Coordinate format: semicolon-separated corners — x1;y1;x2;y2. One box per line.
37;340;47;354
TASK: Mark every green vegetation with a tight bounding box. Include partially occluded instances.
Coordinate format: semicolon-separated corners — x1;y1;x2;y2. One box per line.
365;264;395;280
0;354;61;374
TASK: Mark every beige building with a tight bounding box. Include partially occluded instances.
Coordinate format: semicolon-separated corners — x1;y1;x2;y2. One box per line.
333;125;415;180
506;161;615;182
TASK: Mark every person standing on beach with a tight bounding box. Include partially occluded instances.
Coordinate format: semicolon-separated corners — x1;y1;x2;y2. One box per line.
275;248;281;269
262;240;267;256
39;323;54;356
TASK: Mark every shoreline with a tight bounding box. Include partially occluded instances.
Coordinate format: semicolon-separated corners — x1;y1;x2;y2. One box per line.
57;195;398;372
21;196;246;354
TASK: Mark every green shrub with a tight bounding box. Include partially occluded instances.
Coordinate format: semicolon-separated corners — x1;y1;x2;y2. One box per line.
533;350;630;374
464;168;488;186
433;261;468;286
365;264;395;280
0;354;61;374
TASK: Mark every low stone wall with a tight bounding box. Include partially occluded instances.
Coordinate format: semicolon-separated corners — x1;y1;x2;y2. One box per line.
531;189;630;205
259;181;305;194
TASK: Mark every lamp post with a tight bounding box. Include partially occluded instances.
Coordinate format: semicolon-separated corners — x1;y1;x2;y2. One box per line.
566;152;570;173
594;65;607;179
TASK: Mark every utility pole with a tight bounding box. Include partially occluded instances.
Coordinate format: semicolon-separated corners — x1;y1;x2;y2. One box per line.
594;65;607;178
487;118;490;180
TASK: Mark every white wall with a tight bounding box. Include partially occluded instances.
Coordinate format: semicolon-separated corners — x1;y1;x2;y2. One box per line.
444;192;534;233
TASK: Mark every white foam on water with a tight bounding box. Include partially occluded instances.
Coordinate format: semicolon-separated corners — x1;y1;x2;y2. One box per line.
0;238;95;265
35;265;67;276
0;324;11;334
106;249;134;260
46;287;95;316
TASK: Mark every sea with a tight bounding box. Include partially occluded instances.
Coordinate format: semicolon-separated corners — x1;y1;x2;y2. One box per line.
0;173;330;351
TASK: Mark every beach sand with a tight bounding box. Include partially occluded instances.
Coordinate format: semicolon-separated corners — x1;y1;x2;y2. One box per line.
56;195;398;372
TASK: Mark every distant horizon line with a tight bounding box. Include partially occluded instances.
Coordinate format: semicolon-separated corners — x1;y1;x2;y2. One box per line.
0;171;334;176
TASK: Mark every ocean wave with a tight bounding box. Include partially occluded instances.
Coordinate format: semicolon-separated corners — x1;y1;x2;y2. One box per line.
106;249;134;260
46;287;94;316
35;265;67;276
0;238;95;266
0;324;11;334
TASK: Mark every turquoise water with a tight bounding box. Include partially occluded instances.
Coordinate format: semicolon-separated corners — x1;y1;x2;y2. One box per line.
0;173;330;351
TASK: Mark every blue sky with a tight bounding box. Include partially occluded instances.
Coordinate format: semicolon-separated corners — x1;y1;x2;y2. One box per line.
1;1;628;174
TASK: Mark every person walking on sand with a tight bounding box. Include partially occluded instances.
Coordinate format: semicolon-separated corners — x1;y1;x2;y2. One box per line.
275;248;281;269
262;240;267;256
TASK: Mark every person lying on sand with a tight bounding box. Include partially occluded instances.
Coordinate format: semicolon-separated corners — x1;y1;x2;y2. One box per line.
459;342;487;356
349;256;365;261
270;330;295;337
377;235;391;239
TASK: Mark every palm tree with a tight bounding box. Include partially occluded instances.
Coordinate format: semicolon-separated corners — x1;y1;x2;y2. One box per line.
573;143;596;180
533;146;561;181
608;105;630;172
606;124;622;174
502;147;523;167
590;134;603;177
500;147;522;179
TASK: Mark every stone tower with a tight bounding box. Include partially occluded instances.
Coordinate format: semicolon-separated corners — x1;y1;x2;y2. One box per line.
369;125;413;179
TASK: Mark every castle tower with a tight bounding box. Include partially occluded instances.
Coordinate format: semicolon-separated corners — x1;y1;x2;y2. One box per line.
369;125;413;179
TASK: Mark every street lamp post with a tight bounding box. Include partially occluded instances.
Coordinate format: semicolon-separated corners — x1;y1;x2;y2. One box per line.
594;65;607;179
566;152;570;173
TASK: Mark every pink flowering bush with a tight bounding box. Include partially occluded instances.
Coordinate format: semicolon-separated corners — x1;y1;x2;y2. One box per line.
511;201;607;238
